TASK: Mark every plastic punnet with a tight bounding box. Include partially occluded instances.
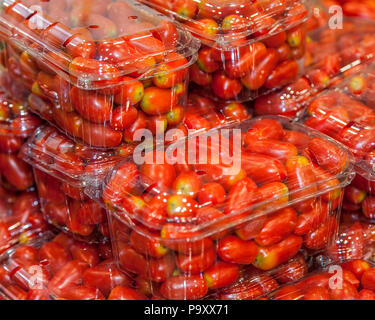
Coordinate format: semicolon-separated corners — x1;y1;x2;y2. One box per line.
0;0;200;148
90;115;354;299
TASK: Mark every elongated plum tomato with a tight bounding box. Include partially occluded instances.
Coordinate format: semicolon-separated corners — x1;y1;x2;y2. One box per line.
160;275;208;300
140;151;176;193
218;235;258;264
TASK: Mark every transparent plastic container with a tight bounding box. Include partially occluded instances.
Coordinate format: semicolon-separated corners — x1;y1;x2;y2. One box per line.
302;66;375;221
91;116;354;300
254;18;375;118
20;125;123;243
0;232;147;300
0;88;41;191
140;0;308;101
326;212;375;263
266;259;375;300
0;0;200;149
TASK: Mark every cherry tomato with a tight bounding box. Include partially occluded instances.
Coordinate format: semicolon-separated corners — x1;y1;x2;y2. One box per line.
160;275;208;300
176;246;216;274
253;235;303;271
203;261;239;290
217;235;258;265
255;208;298;247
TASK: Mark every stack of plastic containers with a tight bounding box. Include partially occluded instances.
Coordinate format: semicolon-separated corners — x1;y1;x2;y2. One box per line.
0;90;52;255
87;116;354;300
302;67;375;222
0;0;365;301
253;18;375;119
139;0;308;102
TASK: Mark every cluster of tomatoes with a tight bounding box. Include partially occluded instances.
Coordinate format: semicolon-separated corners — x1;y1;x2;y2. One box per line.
2;0;199;148
1;0;375;302
156;0;309;101
0;232;150;300
0;187;51;258
21;126;125;242
253;20;375;118
327;211;375;262
267;259;375;300
0;90;41;191
99;117;350;300
323;0;375;21
303;70;375;220
0;91;53;262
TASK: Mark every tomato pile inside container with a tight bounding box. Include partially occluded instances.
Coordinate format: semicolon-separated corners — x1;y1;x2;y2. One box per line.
0;89;41;191
327;212;375;262
0;187;51;257
0;232;148;300
90;116;354;300
0;0;200;148
302;67;375;221
139;0;308;101
254;18;375;119
207;253;310;300
20;125;122;243
266;259;375;300
184;92;252;133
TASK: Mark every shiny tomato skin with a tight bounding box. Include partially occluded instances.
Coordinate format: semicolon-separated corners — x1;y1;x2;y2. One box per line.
70;242;100;268
212;71;242;100
198;182;226;206
39;242;72;275
48;260;89;298
176;246;216;274
83;264;132;297
203;261;239;290
217;235;258;264
160;275;208;300
0;154;33;191
255;208;298;247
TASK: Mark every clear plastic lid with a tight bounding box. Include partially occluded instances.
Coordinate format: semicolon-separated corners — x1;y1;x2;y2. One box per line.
20;125;123;188
139;0;308;48
0;0;200;89
99;115;354;241
302;65;375;184
0;88;42;138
